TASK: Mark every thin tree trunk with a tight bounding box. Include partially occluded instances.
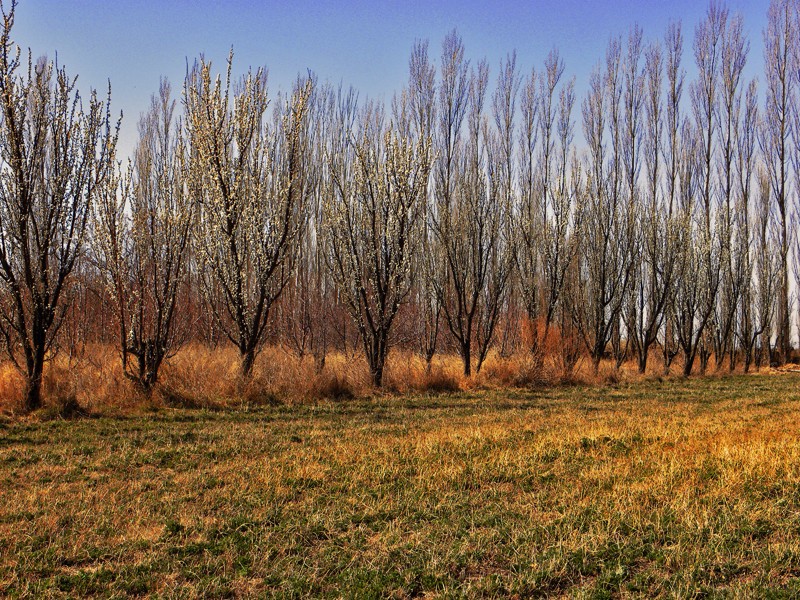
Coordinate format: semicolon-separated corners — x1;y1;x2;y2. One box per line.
24;360;44;412
241;347;256;379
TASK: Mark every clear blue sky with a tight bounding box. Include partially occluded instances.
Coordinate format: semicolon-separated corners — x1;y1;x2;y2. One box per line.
11;0;770;157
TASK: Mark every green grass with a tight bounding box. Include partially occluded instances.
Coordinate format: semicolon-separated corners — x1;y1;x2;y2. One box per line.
2;374;800;598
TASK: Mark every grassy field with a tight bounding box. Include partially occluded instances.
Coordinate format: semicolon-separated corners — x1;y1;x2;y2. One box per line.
2;374;800;598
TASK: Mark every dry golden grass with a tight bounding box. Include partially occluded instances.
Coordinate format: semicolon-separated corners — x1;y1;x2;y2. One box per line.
1;373;800;597
0;342;781;417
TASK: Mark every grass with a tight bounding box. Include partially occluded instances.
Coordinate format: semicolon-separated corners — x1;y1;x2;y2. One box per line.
2;373;800;597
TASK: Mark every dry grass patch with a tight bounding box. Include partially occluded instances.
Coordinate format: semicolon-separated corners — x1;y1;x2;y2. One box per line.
2;374;800;597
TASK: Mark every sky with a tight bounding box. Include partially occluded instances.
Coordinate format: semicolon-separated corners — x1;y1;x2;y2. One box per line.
10;0;771;158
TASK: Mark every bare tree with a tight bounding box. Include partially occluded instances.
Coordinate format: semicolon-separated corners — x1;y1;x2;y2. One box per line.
0;1;117;410
515;66;541;354
277;79;334;370
95;79;193;391
406;39;442;369
626;37;676;373
761;0;795;364
691;1;727;373
754;168;779;369
430;37;515;377
540;50;577;345
184;54;313;377
735;80;763;372
473;54;518;372
621;25;671;374
515;49;580;371
428;32;473;375
713;12;749;370
673;120;719;376
660;21;685;373
575;39;635;373
792;0;800;361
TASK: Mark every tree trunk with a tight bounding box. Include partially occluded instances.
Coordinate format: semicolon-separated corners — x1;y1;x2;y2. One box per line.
662;321;676;375
314;351;326;374
24;336;46;412
24;367;43;412
743;348;752;374
682;348;694;377
779;236;790;365
367;332;388;388
475;352;486;374
241;347;256;378
370;363;384;388
461;340;471;377
699;346;710;375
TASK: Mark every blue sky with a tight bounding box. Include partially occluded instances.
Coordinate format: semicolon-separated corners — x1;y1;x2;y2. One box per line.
11;0;770;156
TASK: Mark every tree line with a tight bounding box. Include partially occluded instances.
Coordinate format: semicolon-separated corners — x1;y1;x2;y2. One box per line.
1;0;799;412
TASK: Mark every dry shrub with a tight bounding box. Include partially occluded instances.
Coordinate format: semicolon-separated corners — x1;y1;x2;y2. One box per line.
1;347;137;417
526;320;584;383
158;344;366;406
0;338;586;415
1;334;760;417
58;346;147;412
160;344;241;406
512;355;547;387
477;352;526;387
419;365;461;393
0;363;23;415
381;350;422;393
41;363;81;415
598;363;621;386
307;369;356;400
261;350;365;402
383;351;461;394
472;348;564;389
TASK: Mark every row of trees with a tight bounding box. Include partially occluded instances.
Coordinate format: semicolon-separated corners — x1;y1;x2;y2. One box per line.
2;0;800;411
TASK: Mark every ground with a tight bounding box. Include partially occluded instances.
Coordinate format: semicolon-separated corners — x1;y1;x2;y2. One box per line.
2;374;800;598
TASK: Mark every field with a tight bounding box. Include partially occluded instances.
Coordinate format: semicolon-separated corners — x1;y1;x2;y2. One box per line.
2;374;800;598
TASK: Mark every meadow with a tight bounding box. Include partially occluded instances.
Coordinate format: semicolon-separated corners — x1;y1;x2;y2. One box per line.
2;371;800;598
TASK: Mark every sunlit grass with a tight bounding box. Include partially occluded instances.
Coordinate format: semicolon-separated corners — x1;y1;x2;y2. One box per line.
2;374;800;597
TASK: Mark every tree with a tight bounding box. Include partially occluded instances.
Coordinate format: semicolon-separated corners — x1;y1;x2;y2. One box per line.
691;0;726;373
660;21;685;373
277;79;333;370
540;50;577;345
0;1;117;411
627;37;676;374
515;65;541;354
575;39;635;373
735;80;762;372
325;97;432;387
516;48;580;369
673;120;719;376
761;0;795;364
432;52;516;376
95;79;192;392
406;39;442;369
714;13;749;370
184;54;313;377
620;25;672;374
792;0;800;361
754;168;779;368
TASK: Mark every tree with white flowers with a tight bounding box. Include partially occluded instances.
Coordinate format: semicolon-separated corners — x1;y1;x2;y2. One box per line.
0;0;117;410
95;79;192;392
325;95;432;387
184;54;313;377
